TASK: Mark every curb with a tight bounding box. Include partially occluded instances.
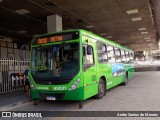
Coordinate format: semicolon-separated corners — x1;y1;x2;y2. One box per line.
0;99;33;111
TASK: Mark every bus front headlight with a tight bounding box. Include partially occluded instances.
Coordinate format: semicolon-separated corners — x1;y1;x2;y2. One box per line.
69;79;80;91
30;81;36;90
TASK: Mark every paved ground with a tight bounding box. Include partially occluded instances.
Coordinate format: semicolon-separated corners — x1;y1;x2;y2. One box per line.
1;72;160;120
0;91;31;107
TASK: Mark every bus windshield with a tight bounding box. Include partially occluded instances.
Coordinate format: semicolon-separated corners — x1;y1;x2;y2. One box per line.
31;42;79;80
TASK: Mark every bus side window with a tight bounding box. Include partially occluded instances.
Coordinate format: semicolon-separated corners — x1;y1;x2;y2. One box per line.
130;52;134;60
125;51;130;62
97;42;108;63
107;45;115;63
121;49;126;62
83;45;94;65
114;47;121;63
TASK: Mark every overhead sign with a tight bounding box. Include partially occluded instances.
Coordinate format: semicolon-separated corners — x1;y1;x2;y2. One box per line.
33;32;79;45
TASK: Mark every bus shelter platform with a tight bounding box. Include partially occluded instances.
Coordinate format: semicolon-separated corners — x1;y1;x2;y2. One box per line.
0;91;32;111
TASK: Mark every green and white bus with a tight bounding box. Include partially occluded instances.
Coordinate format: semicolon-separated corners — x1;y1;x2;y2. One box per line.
30;29;134;108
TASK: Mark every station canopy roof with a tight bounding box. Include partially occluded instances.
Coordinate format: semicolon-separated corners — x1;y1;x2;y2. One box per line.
0;0;160;51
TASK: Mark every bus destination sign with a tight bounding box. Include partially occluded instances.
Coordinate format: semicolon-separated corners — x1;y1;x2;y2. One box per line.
34;32;79;45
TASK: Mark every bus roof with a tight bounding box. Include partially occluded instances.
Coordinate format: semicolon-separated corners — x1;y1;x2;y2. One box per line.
80;29;133;52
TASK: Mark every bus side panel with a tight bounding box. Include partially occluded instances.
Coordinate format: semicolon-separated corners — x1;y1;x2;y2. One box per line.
107;63;125;89
83;83;99;100
94;63;125;90
82;34;99;100
127;63;134;80
96;63;112;90
82;65;98;100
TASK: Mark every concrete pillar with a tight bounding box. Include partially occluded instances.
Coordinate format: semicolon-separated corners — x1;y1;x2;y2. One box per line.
47;14;62;33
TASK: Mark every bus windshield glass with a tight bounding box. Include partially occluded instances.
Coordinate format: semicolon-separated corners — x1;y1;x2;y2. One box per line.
31;42;79;80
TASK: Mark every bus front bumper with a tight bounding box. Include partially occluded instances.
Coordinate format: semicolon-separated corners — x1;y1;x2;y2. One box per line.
30;87;84;101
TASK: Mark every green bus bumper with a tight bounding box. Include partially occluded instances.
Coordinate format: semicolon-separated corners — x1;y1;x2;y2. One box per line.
30;87;84;101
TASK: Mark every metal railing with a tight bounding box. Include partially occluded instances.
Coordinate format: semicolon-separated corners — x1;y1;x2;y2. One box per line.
0;58;29;94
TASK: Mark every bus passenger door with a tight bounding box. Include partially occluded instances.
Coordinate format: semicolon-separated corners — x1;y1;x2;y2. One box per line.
82;44;97;99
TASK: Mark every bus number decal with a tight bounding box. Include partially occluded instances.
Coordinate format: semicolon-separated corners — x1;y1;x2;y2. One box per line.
54;86;66;91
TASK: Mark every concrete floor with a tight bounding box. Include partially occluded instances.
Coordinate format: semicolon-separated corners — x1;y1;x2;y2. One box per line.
3;72;160;120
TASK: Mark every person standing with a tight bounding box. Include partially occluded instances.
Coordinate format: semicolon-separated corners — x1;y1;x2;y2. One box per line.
24;68;30;95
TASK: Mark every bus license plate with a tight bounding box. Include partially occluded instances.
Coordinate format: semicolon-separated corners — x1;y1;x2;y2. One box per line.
46;96;56;100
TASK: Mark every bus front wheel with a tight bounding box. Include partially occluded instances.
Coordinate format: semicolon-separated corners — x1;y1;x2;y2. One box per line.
95;79;105;99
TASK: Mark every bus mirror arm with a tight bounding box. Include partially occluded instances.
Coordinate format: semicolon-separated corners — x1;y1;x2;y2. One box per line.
85;39;88;44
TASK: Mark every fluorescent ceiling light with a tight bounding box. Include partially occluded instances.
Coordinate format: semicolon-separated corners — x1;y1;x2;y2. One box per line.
15;9;30;15
106;36;112;39
141;31;148;34
146;39;151;42
85;25;94;28
131;17;142;21
144;37;150;39
18;30;27;34
150;47;155;50
148;43;153;46
139;28;146;31
100;33;107;36
115;40;120;42
127;9;138;14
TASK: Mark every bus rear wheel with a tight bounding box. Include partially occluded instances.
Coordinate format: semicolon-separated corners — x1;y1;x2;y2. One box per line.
122;74;128;85
95;79;105;99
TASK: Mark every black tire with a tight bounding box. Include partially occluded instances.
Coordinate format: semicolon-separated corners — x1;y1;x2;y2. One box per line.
95;79;105;99
122;74;128;85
